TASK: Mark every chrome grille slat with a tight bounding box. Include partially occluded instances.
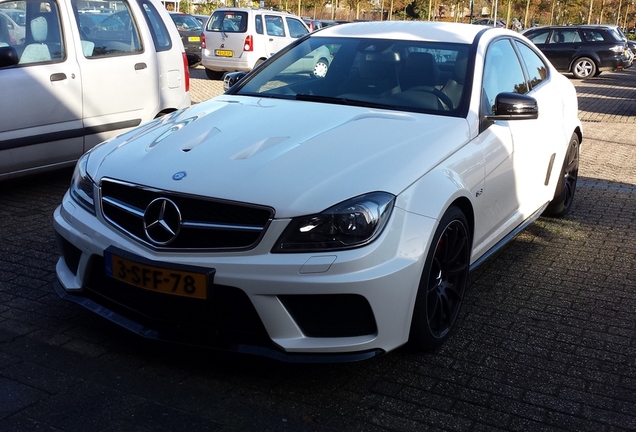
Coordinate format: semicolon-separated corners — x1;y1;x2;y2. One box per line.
100;178;274;251
182;220;264;232
102;196;145;218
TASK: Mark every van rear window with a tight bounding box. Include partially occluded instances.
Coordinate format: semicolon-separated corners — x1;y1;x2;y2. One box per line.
208;11;247;33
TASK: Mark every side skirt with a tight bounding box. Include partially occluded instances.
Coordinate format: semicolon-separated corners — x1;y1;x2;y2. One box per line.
469;202;549;272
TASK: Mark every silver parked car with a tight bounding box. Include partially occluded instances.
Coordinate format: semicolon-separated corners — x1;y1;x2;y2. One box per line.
0;0;191;180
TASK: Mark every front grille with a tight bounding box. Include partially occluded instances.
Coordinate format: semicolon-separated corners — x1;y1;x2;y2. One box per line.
100;179;274;251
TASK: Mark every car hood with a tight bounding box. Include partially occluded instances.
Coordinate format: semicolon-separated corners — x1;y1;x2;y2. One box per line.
87;96;470;217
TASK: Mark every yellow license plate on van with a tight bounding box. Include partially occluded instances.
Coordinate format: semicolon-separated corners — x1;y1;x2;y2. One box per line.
215;49;233;57
189;36;201;42
105;249;211;300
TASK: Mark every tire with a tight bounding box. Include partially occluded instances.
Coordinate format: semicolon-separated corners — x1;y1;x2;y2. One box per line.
409;206;471;350
205;68;224;80
544;133;580;217
572;57;596;79
313;58;329;78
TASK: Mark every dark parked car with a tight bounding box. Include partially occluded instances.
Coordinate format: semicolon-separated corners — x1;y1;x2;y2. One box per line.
192;14;210;27
472;18;506;28
169;12;202;66
522;25;631;78
301;17;337;32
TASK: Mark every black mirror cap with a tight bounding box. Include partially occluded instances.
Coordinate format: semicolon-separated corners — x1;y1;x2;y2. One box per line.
0;46;19;68
223;71;248;91
487;92;539;120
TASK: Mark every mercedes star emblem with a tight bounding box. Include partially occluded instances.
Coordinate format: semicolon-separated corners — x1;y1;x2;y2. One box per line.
143;198;182;245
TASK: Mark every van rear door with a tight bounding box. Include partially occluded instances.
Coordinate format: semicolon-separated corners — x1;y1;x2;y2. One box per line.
72;0;159;151
0;0;83;179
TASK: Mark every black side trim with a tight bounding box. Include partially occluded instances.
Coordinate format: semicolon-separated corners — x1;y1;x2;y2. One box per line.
469;203;548;271
0;119;142;151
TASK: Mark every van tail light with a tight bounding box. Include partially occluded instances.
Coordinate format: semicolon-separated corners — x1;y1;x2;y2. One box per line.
201;32;206;49
244;35;253;52
182;53;190;92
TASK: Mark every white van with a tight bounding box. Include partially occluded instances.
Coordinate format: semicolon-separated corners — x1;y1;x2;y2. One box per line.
201;7;309;80
0;0;191;180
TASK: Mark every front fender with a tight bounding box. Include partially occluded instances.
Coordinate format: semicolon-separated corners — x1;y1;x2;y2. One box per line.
396;158;481;237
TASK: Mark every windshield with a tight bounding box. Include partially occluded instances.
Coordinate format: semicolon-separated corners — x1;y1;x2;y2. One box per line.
171;14;202;31
233;36;470;115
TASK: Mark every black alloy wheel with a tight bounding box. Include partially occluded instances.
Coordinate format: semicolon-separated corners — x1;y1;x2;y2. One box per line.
544;133;580;217
409;206;470;350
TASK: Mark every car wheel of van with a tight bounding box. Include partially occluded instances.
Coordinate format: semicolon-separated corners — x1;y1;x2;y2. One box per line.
409;206;470;350
544;133;580;218
313;58;329;78
572;57;596;79
205;68;225;80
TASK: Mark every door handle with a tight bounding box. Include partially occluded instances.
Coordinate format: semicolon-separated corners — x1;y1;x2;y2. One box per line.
134;63;147;70
50;73;67;82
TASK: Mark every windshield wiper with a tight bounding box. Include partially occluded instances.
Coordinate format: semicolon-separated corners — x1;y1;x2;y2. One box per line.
295;94;394;110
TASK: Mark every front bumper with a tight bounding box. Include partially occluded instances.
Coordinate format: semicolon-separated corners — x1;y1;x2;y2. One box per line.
52;191;436;361
52;277;382;363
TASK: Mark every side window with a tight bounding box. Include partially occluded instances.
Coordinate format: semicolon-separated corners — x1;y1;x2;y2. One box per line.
482;39;527;115
72;0;142;58
255;15;262;34
265;15;284;37
582;30;606;42
526;30;549;44
562;30;581;43
548;30;579;44
138;0;172;52
548;31;562;44
515;41;549;90
286;17;308;38
1;0;65;66
0;2;25;47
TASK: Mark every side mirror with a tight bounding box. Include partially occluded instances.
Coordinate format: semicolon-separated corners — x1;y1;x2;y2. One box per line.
0;46;19;68
486;92;538;120
223;71;247;91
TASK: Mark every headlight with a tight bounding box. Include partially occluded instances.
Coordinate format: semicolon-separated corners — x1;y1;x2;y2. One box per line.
272;192;395;253
69;153;96;214
610;45;626;53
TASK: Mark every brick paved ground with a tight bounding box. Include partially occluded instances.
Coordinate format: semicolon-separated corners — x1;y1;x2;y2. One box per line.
0;66;635;432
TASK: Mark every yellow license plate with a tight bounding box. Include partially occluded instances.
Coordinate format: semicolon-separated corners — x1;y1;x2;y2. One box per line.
188;36;201;42
105;250;210;300
215;49;233;57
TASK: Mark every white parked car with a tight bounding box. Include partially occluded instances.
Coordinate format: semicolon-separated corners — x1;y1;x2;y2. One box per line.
200;7;309;80
53;21;582;362
0;0;191;181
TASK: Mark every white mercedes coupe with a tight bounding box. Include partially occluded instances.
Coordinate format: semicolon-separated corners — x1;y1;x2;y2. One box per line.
53;21;582;362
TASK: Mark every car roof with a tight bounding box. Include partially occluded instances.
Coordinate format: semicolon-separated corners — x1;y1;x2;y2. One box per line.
212;7;298;16
315;21;493;44
526;24;616;30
